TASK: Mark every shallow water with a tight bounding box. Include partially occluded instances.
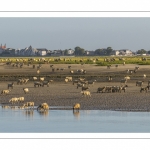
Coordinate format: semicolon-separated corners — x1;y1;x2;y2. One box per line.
1;107;150;133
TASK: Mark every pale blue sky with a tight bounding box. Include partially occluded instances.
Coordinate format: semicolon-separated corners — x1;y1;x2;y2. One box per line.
0;17;150;51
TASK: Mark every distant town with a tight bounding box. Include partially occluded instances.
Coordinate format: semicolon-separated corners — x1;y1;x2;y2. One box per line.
0;44;149;57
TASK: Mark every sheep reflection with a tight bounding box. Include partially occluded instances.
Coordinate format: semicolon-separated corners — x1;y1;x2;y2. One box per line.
73;110;80;119
24;110;34;117
37;110;49;116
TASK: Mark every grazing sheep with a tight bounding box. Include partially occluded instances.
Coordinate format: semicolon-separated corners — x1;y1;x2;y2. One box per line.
17;78;29;85
78;78;85;82
65;78;69;83
72;79;79;85
77;69;84;74
120;85;128;92
8;82;14;89
107;76;112;82
124;76;130;80
135;66;139;70
49;80;53;83
9;97;18;105
70;70;74;74
126;69;133;74
143;74;146;79
82;86;89;91
42;81;50;87
23;78;29;84
73;103;80;110
17;79;24;85
81;91;91;98
87;80;96;86
23;88;29;94
107;65;112;69
60;68;65;71
1;89;11;95
105;86;113;93
37;103;49;111
33;77;38;81
23;102;34;109
77;83;85;89
37;70;40;74
65;77;72;82
120;79;127;84
83;70;86;74
34;82;42;87
18;97;25;103
136;81;144;87
40;77;44;82
68;66;71;69
97;87;106;93
140;86;148;93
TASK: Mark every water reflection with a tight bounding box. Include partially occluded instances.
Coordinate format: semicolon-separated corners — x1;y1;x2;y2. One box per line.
37;110;49;117
73;110;80;119
24;110;34;117
1;105;10;109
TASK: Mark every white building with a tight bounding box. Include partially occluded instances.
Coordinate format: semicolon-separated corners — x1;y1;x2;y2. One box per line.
39;50;47;56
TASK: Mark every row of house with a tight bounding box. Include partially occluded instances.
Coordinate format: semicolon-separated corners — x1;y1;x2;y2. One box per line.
0;44;135;56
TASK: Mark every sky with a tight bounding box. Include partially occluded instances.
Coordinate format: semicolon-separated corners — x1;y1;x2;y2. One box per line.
1;17;150;52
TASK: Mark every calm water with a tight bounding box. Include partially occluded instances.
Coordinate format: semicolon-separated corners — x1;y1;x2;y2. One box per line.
1;107;150;133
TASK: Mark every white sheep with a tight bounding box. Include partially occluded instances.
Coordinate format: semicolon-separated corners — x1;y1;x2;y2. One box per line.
40;77;44;82
70;70;74;74
73;103;80;110
33;77;38;81
9;97;18;105
37;70;40;74
37;103;49;111
1;89;11;95
23;88;29;94
143;74;146;79
23;102;34;109
65;78;69;83
18;97;25;103
81;91;91;98
65;77;72;82
124;76;130;80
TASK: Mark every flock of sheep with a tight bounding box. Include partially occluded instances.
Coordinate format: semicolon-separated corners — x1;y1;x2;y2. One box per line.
1;60;150;112
1;75;81;111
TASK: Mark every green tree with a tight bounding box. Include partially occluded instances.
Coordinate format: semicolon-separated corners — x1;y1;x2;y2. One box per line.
95;49;103;55
106;47;113;55
64;49;68;55
74;46;85;55
137;49;147;54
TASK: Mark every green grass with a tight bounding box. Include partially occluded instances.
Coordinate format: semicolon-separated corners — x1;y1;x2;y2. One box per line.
1;56;150;65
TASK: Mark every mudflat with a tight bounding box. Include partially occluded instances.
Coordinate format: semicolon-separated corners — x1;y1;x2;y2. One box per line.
0;63;150;111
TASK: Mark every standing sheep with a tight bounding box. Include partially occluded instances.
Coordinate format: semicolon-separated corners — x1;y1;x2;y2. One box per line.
18;97;25;104
23;102;34;109
1;89;11;95
37;103;49;111
81;91;91;98
8;82;14;89
73;103;80;110
23;88;29;94
9;97;18;105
